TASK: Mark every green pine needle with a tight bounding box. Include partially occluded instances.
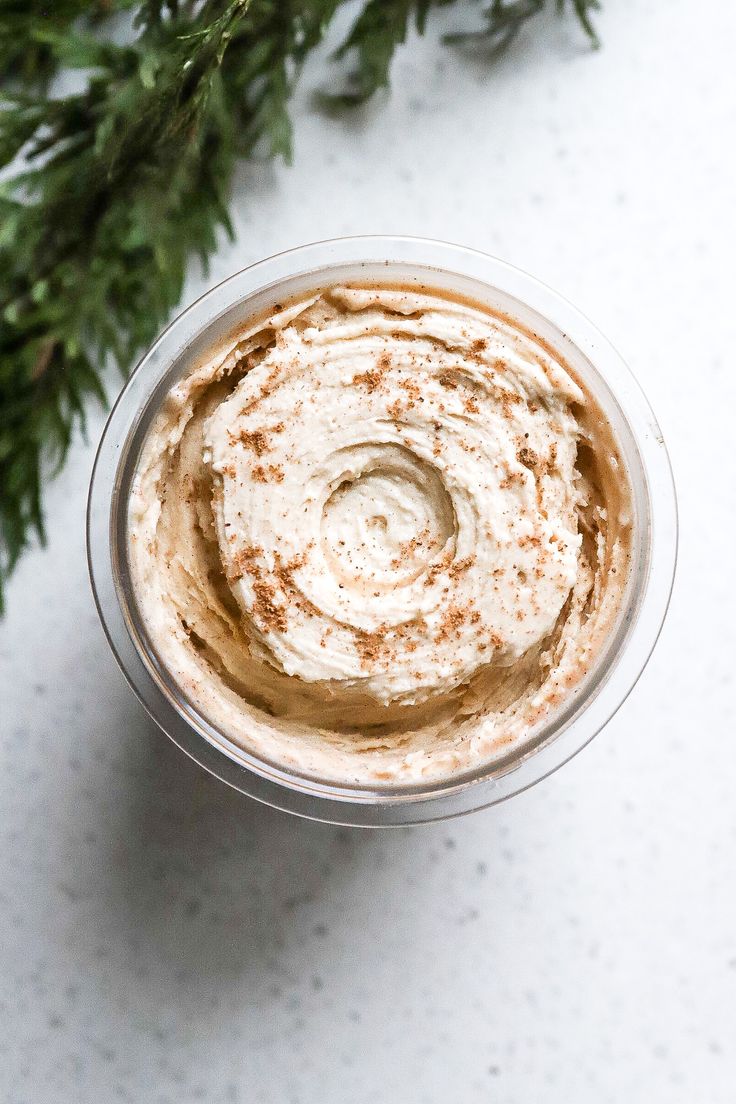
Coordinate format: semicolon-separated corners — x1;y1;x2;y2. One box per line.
0;0;601;612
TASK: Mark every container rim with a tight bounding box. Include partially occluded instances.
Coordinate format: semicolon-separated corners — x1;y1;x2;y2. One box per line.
87;235;677;826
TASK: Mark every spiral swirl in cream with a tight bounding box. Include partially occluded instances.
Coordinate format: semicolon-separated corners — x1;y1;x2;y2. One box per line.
128;285;632;784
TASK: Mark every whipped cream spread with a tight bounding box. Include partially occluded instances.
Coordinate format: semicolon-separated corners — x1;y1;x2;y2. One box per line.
128;284;632;784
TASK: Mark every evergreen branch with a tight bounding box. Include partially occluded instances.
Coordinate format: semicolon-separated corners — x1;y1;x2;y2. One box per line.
0;1;141;88
0;0;601;610
446;0;599;50
329;0;439;105
0;0;250;607
566;0;601;48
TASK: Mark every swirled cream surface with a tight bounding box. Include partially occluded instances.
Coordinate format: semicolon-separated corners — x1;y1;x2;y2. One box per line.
128;284;632;784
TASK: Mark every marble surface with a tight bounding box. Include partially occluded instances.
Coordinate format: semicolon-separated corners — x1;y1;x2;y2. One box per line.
2;1;735;1100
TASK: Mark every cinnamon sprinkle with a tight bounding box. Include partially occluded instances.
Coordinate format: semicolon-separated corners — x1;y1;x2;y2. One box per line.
352;368;383;392
353;629;387;666
352;351;392;392
252;579;288;633
238;428;270;455
435;603;468;644
448;555;474;579
399;377;422;405
517;446;539;469
252;463;285;483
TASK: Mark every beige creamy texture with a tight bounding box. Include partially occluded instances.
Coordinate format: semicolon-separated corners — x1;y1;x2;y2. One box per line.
128;284;632;784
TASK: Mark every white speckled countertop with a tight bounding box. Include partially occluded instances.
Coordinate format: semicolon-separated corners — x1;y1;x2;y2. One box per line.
1;2;735;1101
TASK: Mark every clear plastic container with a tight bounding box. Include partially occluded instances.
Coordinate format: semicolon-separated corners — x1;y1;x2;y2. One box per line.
87;237;677;825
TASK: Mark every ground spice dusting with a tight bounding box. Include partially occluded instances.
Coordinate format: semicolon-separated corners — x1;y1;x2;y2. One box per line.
499;470;523;489
353;628;388;667
448;556;474;579
238;428;270;455
228;544;260;583
424;549;454;586
435;603;469;644
495;389;523;419
252;579;288;634
273;553;325;621
352;616;429;667
399;377;422;405
252;463;285;483
517;446;539;469
352;351;392;392
352;368;382;392
390;529;430;569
